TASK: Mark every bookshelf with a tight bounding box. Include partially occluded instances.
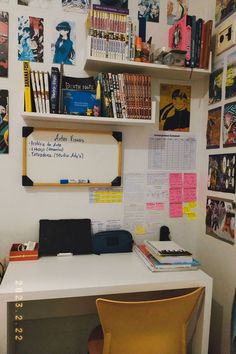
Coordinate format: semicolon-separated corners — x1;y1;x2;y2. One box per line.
22;101;156;126
84;37;212;81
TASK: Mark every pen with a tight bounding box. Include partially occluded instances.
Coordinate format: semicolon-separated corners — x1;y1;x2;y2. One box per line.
60;179;90;184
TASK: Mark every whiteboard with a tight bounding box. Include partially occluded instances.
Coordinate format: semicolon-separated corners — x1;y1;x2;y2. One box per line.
22;127;122;187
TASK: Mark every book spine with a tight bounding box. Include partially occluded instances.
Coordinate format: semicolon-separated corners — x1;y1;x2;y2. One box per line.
185;15;192;67
190;15;196;68
23;61;32;112
30;70;40;113
44;71;50;114
203;20;213;69
199;20;205;68
34;71;42;113
58;64;64;114
195;19;203;68
39;71;45;114
50;67;59;114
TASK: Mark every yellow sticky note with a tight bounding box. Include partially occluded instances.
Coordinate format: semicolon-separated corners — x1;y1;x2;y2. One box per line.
135;225;146;235
188;201;197;208
187;212;197;220
183;206;191;214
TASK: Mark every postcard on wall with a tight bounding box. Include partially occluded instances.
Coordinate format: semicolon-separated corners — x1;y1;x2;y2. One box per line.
209;58;224;105
206;107;221;149
51;20;76;65
167;0;188;25
0;12;8;78
62;0;91;12
18;16;44;63
138;0;160;23
0;90;8;154
208;153;236;193
215;0;236;27
206;196;235;244
159;83;191;132
223;102;236;147
226;51;236;99
18;0;52;8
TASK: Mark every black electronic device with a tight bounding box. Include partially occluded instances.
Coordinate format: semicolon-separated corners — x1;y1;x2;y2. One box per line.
39;219;93;256
92;230;133;254
159;226;171;241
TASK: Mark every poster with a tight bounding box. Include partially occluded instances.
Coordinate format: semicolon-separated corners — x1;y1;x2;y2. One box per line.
209;58;224;105
0;90;8;154
226;51;236;99
206;196;235;244
51;20;76;65
206;107;221;149
18;16;44;62
167;0;188;25
138;0;160;23
62;0;91;12
208;153;236;193
18;0;52;7
159;83;191;132
215;0;236;27
0;12;8;78
99;0;128;9
223;102;236;147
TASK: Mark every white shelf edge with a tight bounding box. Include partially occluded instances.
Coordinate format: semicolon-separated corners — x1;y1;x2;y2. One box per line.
22;102;156;126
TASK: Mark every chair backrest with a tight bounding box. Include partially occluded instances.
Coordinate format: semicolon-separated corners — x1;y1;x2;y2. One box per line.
96;287;204;354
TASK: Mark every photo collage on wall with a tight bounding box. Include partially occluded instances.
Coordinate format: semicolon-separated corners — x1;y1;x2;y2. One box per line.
159;83;191;132
206;196;235;244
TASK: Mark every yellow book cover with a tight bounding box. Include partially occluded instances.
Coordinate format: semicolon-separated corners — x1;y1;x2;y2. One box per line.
23;61;32;112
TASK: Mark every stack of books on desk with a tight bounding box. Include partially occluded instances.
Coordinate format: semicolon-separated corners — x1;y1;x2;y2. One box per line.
134;240;200;272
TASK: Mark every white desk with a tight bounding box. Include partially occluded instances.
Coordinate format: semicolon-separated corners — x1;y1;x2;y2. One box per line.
0;252;213;354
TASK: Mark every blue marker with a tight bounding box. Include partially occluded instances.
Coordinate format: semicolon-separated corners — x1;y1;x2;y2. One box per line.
60;179;68;184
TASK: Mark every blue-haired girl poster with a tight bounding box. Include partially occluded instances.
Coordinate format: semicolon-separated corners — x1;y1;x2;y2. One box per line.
51;21;76;65
18;16;44;62
0;90;8;154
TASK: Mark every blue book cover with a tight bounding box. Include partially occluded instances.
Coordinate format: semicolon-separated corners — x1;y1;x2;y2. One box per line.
62;89;101;116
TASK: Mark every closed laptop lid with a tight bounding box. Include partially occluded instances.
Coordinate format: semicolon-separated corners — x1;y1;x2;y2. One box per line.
39;219;92;256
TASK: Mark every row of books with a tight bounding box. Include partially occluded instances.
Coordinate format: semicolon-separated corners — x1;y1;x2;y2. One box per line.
23;62;152;120
134;240;200;272
169;15;212;69
87;4;135;61
98;72;152;120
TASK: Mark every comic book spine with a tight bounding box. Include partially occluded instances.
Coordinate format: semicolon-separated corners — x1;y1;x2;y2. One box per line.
30;70;39;113
44;71;50;114
23;61;32;112
39;71;45;114
50;67;59;114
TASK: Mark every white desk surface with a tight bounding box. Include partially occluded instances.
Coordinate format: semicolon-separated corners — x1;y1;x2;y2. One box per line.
0;252;212;302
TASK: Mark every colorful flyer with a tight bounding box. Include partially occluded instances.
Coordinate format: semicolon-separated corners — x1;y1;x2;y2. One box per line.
18;16;44;63
209;58;224;105
62;0;91;12
159;83;191;132
223;102;236;147
0;12;8;78
226;51;236;99
0;90;8;154
167;0;188;25
206;107;221;149
51;20;76;65
206;196;235;244
208;153;236;193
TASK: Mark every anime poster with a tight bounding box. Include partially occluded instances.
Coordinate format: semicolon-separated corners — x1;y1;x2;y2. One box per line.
215;0;236;27
209;58;224;105
138;0;160;22
167;0;188;25
226;51;236;99
159;83;191;132
206;196;235;244
52;20;76;65
18;16;44;63
208;153;236;193
0;12;8;78
99;0;128;8
18;0;52;8
0;90;8;154
223;102;236;147
62;0;91;12
207;107;221;149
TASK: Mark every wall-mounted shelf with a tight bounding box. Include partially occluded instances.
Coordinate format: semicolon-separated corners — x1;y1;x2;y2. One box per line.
22;101;156;126
84;38;211;81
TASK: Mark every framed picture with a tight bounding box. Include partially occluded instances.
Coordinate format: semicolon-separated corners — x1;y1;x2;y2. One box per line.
208;153;236;193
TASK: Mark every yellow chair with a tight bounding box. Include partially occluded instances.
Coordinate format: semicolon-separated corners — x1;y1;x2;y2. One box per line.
88;287;204;354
